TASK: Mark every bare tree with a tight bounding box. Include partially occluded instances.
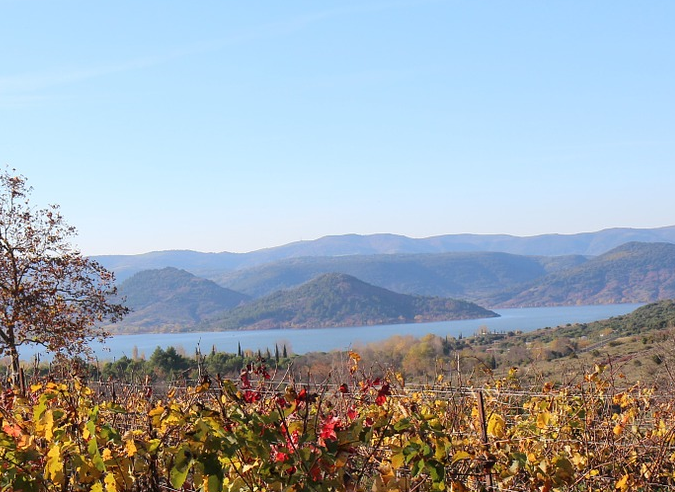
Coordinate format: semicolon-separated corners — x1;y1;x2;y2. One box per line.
0;168;127;387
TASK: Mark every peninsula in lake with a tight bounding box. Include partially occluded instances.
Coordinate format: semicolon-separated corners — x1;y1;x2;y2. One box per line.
112;270;497;333
205;273;498;331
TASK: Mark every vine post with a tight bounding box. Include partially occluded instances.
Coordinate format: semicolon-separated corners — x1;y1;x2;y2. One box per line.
476;390;494;490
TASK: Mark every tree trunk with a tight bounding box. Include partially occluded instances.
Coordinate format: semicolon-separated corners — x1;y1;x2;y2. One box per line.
8;344;23;393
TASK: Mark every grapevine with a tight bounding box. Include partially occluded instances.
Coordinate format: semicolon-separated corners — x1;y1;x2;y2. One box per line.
2;356;675;491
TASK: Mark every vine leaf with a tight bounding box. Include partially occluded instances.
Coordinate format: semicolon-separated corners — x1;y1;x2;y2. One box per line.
487;413;506;438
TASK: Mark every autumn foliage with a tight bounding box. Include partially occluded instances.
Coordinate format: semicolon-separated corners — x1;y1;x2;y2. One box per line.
1;354;675;492
0;168;126;387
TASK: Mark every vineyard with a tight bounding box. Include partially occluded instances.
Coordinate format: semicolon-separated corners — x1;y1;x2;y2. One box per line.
2;353;675;492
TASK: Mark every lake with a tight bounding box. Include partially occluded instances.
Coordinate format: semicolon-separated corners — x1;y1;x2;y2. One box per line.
20;303;643;361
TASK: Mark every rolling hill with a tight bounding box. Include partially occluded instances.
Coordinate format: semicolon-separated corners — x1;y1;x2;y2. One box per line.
112;267;249;332
496;242;675;307
202;273;498;331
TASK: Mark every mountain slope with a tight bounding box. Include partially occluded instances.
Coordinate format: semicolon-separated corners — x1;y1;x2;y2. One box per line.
213;252;588;301
114;267;249;331
497;242;675;307
93;226;675;281
205;273;498;331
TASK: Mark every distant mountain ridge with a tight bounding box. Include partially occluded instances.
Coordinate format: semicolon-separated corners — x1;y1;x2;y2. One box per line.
203;273;498;331
93;226;675;282
212;252;588;300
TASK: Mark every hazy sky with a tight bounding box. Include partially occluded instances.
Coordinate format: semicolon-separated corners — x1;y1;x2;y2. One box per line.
2;1;674;256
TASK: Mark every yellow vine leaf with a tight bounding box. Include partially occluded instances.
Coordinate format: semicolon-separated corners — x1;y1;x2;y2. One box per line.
487;413;506;438
390;451;405;470
536;411;551;429
615;474;629;491
125;438;138;457
194;382;210;394
378;462;395;483
148;405;165;417
35;409;54;439
46;444;65;484
451;451;472;464
105;473;118;492
571;452;586;468
434;437;449;460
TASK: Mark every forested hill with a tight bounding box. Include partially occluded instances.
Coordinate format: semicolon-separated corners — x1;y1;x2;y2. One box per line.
496;242;675;307
203;273;498;331
532;299;675;344
112;267;249;332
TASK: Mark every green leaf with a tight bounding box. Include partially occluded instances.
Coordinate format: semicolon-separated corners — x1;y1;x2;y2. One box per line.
147;439;161;454
411;458;425;477
86;419;97;439
422;444;433;457
428;460;445;483
170;446;193;489
206;473;222;492
88;438;105;472
393;418;411;431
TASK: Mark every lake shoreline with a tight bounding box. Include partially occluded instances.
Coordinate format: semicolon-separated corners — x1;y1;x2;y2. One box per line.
23;303;643;361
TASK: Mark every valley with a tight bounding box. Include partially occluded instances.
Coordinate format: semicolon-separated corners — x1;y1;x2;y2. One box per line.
104;228;675;333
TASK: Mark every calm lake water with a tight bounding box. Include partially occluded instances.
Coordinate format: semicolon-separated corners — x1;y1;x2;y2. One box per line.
21;303;643;361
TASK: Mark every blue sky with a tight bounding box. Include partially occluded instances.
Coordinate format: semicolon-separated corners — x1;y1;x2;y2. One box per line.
2;1;674;255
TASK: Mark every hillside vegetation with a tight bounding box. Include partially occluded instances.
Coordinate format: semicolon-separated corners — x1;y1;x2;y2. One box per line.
497;242;675;307
112;267;249;332
212;252;587;300
205;273;497;331
428;299;675;385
